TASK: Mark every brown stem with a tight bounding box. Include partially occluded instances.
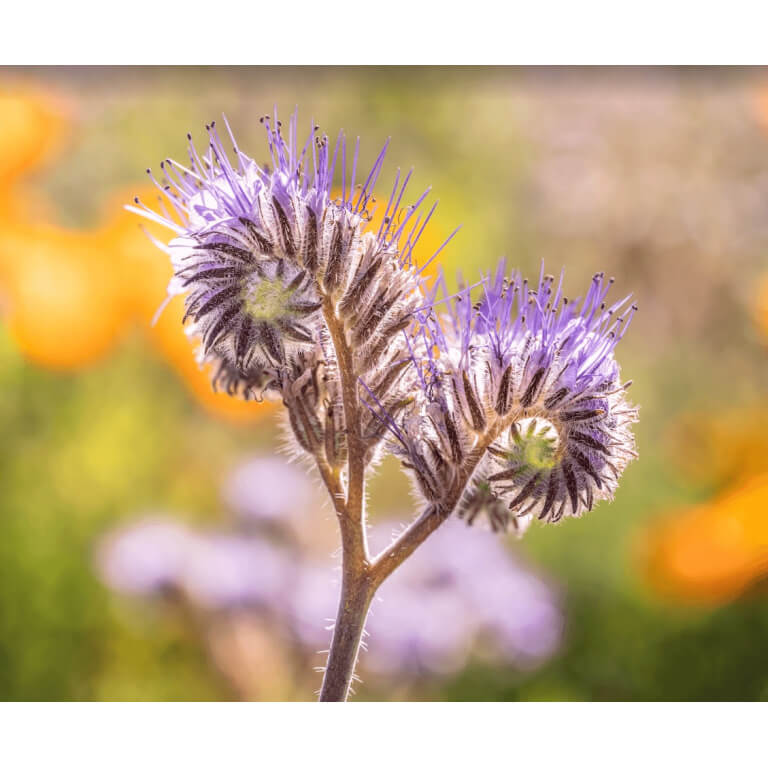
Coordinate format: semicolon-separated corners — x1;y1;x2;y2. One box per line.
369;505;448;590
321;298;367;562
318;569;374;702
318;299;371;701
315;456;373;701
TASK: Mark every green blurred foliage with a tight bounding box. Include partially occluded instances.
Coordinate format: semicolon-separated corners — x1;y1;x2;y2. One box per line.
2;67;768;700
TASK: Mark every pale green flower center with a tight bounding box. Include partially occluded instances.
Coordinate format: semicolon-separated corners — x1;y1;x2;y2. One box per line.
521;432;558;469
507;417;559;471
242;279;294;322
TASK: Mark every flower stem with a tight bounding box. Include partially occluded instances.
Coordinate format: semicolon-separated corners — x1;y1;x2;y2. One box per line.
319;568;374;702
314;358;518;700
316;299;375;702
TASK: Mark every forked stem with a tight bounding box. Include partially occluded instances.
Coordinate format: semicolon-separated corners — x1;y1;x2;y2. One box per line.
317;301;372;702
317;504;448;701
316;301;516;701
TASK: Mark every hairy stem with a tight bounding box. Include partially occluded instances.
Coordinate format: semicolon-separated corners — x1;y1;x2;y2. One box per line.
369;505;448;590
318;299;371;701
315;456;373;701
322;298;367;561
318;569;374;701
324;299;365;512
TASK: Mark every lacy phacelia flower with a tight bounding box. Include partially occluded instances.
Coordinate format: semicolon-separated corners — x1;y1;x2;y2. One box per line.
371;262;639;528
128;114;449;440
123;105;642;703
96;458;562;681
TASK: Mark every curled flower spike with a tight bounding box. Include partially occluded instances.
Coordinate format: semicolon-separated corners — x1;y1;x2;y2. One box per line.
367;260;638;528
128;111;463;485
128;112;451;422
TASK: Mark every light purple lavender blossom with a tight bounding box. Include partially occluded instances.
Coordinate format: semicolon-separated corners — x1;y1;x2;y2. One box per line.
97;459;562;679
182;535;290;610
97;517;291;611
222;455;313;527
128;112;453;452
96;518;197;595
368;261;638;528
345;520;560;676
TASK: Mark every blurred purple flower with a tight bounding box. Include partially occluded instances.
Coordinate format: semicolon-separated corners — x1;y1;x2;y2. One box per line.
287;563;339;648
366;520;561;675
96;518;196;595
222;456;314;526
182;535;291;610
98;457;562;680
97;517;291;611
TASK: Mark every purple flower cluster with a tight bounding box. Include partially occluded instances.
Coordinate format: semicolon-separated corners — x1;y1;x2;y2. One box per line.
131;112;637;538
97;517;291;610
128;113;451;456
127;110;639;701
97;457;562;679
368;261;638;527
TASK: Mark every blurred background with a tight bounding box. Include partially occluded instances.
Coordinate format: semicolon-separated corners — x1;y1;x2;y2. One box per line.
2;66;768;701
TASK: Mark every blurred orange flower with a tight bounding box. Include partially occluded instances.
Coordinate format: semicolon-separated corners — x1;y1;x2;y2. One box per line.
0;223;132;368
757;274;768;342
0;83;271;423
641;475;768;604
0;84;66;185
643;403;768;605
664;407;768;492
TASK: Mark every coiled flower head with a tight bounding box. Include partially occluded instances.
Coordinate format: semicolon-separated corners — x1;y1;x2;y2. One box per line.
128;112;450;415
369;260;639;529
